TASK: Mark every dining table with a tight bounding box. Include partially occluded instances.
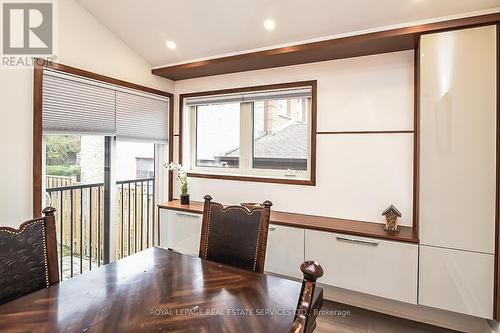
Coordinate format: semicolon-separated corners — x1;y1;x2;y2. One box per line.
0;247;322;332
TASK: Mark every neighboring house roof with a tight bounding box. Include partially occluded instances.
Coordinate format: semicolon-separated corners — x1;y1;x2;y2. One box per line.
222;122;308;159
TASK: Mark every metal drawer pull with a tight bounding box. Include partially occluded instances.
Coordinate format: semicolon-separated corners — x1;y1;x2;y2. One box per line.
175;212;200;219
336;236;379;246
269;227;277;231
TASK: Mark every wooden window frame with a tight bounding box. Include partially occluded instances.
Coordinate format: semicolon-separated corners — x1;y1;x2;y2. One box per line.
177;80;317;187
33;59;173;217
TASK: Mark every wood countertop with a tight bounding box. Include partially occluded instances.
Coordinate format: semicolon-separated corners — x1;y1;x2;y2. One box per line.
158;200;419;244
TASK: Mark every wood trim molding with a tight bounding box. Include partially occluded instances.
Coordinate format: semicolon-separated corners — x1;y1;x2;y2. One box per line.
158;200;419;244
168;94;175;201
187;172;315;186
33;62;43;217
33;59;173;216
152;13;500;81
310;81;317;186
178;80;317;187
495;23;500;321
317;130;414;135
37;59;171;97
413;41;421;236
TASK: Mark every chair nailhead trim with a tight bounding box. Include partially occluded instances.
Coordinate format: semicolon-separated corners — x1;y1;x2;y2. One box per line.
204;206;212;259
41;223;50;287
252;220;263;272
0;219;43;235
0;219;50;287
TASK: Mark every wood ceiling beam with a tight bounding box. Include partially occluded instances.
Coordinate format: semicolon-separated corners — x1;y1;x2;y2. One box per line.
152;12;500;80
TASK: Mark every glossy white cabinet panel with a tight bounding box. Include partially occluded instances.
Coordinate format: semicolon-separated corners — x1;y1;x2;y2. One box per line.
419;245;494;319
265;224;304;279
419;26;497;253
315;134;414;226
305;230;418;304
316;51;414;132
159;209;202;256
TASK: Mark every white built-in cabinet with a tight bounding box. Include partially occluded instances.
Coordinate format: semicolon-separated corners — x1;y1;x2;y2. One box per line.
159;209;202;256
419;246;494;319
158;209;306;278
305;230;418;304
418;25;497;319
158;208;418;304
264;225;305;279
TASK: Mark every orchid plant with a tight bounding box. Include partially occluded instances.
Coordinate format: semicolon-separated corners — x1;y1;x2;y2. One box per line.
164;162;188;195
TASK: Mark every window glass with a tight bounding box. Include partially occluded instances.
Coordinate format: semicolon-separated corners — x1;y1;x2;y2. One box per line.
252;98;309;171
187;84;313;181
196;103;240;168
44;134;105;279
115;140;156;259
115;141;155;181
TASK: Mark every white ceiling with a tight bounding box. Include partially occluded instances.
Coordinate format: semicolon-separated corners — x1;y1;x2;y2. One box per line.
76;0;500;67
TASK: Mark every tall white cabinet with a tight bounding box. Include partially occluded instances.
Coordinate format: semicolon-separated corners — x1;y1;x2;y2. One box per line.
418;25;497;319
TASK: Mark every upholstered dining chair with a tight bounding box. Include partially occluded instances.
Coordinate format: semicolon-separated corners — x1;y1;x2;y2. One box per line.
289;261;324;333
0;207;59;305
199;195;272;273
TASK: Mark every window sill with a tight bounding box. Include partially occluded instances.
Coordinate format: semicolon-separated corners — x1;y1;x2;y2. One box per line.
186;172;315;186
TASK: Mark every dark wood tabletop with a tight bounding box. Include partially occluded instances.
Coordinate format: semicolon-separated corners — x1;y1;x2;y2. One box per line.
0;247;317;333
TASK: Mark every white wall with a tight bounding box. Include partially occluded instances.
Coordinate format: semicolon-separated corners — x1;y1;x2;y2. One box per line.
174;51;414;225
0;0;173;226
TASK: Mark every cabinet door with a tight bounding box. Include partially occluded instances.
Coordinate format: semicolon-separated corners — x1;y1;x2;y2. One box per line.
305;230;418;304
419;26;497;253
159;209;202;256
419;245;494;319
265;224;304;279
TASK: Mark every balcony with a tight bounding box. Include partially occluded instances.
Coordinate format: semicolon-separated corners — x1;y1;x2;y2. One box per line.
46;177;155;280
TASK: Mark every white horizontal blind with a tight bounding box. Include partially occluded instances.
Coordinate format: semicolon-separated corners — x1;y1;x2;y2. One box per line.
243;87;311;102
116;91;169;142
42;69;169;141
42;70;116;135
184;87;312;106
185;93;244;106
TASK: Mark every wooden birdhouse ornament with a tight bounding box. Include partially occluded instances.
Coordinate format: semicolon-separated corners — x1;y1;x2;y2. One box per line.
382;205;401;232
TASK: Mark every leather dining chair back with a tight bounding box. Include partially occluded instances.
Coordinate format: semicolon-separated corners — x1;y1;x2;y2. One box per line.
199;195;272;273
0;207;59;304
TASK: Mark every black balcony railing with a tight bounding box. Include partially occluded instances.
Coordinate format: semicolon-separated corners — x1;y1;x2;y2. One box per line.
116;178;155;259
46;182;104;280
46;177;155;280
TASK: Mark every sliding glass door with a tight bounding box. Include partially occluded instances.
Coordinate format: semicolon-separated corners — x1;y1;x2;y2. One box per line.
115;140;156;260
44;134;106;279
39;67;170;280
44;136;167;280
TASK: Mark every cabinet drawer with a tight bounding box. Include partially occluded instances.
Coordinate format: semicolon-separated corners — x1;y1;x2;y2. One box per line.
159;209;202;256
305;230;418;304
265;224;304;279
419;245;494;319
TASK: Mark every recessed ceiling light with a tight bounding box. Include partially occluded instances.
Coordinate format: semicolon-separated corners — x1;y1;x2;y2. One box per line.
264;19;275;31
166;41;176;50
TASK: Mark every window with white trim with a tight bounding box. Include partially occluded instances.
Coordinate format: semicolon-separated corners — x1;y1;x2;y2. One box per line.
183;82;315;183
